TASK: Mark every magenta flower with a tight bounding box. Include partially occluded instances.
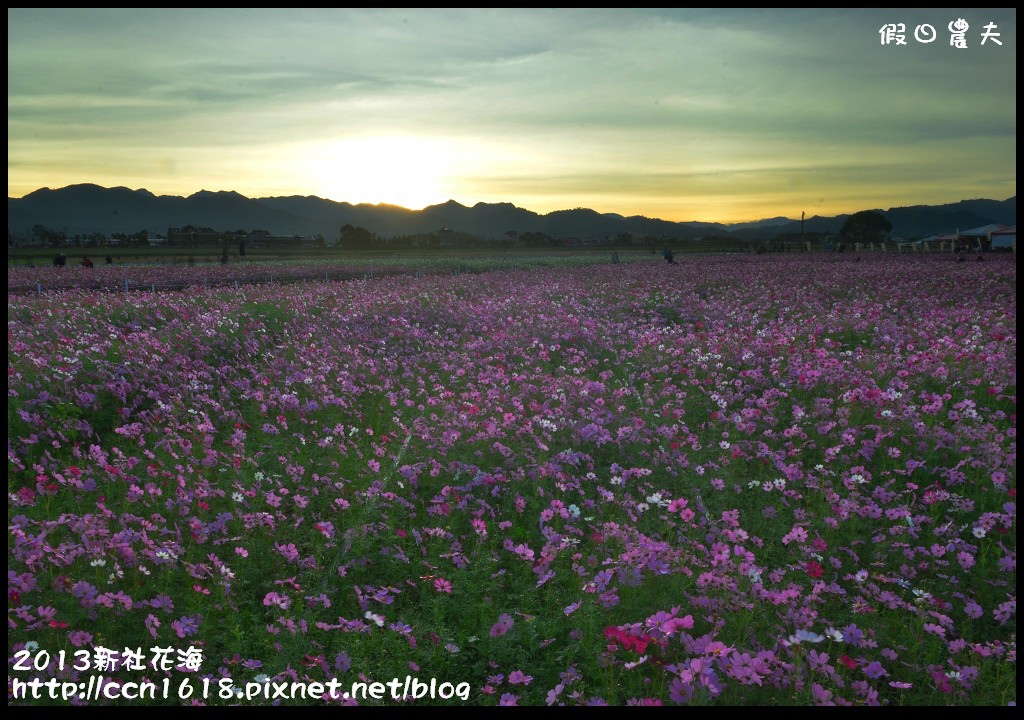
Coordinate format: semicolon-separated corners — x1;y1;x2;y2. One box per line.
433;578;452;593
805;561;825;579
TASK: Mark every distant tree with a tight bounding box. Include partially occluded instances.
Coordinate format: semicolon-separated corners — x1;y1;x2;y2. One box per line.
312;233;325;249
339;224;375;250
839;210;892;245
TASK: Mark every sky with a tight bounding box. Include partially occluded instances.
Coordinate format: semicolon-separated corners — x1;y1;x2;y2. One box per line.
7;8;1017;224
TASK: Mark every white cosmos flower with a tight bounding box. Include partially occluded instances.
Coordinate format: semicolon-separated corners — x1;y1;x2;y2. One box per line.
645;493;669;507
789;629;826;644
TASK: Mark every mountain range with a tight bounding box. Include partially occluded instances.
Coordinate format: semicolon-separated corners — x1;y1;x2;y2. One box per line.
7;184;1016;242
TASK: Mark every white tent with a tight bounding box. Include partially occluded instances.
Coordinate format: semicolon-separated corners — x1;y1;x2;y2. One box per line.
991;225;1016;250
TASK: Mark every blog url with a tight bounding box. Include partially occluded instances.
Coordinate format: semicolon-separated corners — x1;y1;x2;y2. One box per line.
11;676;473;702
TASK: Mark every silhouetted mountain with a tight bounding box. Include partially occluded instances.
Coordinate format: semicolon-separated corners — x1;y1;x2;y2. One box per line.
764;198;1017;239
725;216;792;231
9;184;313;237
7;184;1016;242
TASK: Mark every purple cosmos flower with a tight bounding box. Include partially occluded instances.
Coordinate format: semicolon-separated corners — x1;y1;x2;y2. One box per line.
862;661;888;679
508;670;532;686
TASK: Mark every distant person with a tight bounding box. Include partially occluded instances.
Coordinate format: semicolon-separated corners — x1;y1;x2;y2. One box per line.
239;240;246;258
665;247;675;264
105;255;113;265
53;252;66;267
80;256;94;268
611;251;621;264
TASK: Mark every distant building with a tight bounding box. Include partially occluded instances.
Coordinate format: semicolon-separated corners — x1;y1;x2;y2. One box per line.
167;226;222;246
244;229;309;249
958;223;1012;253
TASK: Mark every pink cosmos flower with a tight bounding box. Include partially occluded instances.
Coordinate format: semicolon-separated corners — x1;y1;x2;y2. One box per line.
263;592;290;610
490;614;514;638
508;670;532;686
275;543;300;561
68;630;93;647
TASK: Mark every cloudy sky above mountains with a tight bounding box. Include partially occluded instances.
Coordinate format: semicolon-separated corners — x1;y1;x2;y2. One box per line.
7;8;1016;223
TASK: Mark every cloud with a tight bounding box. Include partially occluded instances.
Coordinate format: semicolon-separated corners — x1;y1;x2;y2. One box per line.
7;8;1016;221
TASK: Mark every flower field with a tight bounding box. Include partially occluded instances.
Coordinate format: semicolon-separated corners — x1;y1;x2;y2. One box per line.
7;253;1016;705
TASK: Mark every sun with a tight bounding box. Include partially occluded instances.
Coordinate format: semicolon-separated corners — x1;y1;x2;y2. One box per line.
305;135;453;210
